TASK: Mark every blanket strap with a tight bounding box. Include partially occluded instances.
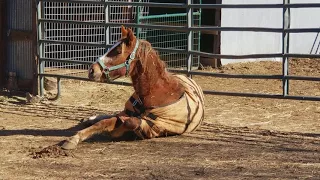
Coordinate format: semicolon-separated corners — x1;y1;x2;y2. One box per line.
125;96;158;120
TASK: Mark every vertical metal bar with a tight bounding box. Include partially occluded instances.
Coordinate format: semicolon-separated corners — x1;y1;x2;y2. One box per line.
197;0;202;68
104;0;110;48
37;0;45;96
282;0;290;96
51;77;61;100
187;0;193;77
136;0;141;38
32;1;39;95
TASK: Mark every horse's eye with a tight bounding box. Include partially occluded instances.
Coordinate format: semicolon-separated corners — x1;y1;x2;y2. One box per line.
116;48;122;54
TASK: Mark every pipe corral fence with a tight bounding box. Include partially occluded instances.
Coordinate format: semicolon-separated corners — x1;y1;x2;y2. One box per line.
36;0;320;101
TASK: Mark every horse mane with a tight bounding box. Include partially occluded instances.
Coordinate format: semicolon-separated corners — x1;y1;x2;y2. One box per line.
134;40;169;82
129;39;182;97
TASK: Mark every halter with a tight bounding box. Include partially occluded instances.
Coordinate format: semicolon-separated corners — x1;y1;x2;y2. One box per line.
96;39;140;82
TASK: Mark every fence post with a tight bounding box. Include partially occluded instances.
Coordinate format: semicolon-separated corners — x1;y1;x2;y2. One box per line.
37;0;45;96
104;0;110;48
282;0;290;96
187;0;193;78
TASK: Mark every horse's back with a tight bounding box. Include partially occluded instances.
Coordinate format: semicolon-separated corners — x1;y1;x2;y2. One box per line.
145;75;205;134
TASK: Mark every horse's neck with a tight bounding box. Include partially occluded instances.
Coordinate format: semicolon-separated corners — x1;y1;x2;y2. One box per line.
131;42;185;107
132;72;184;108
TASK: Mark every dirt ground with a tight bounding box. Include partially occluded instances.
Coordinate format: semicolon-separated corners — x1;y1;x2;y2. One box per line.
0;59;319;179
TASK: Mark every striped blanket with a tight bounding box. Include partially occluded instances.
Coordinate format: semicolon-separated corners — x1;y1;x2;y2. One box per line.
125;75;205;139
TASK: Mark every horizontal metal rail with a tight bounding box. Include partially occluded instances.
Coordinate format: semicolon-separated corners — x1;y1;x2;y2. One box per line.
38;73;132;86
39;1;320;9
168;69;320;81
39;19;282;33
139;12;201;20
38;19;187;32
39;40;320;60
154;47;187;54
39;0;187;8
189;50;283;59
189;27;283;33
39;40;188;54
39;39;320;59
39;0;104;5
190;3;320;9
38;40;284;59
285;75;320;81
39;39;106;48
285;53;320;58
285;3;320;8
168;69;283;79
39;74;320;101
204;91;320;101
285;28;320;33
39;58;93;65
38;58;320;82
38;19;320;34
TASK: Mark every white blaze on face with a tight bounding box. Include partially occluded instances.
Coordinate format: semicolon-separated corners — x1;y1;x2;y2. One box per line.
96;41;122;64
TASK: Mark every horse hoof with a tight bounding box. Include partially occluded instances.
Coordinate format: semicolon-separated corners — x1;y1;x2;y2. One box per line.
61;138;79;150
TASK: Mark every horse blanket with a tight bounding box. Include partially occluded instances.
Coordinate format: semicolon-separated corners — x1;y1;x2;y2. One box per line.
124;74;205;139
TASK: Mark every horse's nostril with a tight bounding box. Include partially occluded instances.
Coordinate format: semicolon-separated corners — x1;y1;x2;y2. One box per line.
89;68;94;75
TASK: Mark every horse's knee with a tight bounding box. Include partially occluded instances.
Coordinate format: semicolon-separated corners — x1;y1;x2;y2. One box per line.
123;118;141;130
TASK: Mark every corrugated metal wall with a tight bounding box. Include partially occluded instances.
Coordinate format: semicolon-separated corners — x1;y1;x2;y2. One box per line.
6;0;36;91
0;0;6;87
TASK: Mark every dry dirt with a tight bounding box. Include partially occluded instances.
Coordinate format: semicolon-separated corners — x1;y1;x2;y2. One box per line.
0;59;319;180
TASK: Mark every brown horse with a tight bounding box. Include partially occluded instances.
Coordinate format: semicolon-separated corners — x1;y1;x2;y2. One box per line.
61;26;205;150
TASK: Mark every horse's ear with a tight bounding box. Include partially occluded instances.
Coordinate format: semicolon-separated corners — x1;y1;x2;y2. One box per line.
121;25;128;38
127;28;135;42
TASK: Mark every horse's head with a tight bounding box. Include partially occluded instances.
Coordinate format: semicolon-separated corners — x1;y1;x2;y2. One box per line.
88;26;139;82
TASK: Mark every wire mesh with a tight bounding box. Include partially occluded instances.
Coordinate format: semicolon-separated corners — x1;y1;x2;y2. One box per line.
42;0;149;76
138;12;201;69
109;0;149;44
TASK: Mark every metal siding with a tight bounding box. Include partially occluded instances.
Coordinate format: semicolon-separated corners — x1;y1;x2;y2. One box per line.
290;0;320;54
221;0;320;65
7;0;34;80
221;0;282;65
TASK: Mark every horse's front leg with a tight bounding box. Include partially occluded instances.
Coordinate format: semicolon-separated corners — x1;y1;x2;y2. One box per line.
80;114;114;127
61;115;141;150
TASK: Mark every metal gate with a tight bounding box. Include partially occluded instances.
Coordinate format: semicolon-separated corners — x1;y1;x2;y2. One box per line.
36;0;320;101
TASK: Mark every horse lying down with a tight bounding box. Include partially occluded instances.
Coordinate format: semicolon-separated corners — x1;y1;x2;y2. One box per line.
61;26;205;150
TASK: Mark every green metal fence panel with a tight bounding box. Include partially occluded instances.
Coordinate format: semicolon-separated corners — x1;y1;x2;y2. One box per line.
137;11;201;69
